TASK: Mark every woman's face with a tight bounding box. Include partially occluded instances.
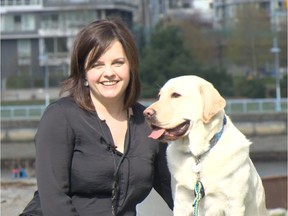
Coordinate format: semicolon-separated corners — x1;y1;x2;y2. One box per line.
86;40;130;106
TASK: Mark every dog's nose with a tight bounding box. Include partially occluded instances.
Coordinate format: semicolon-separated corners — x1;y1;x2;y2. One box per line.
143;108;156;118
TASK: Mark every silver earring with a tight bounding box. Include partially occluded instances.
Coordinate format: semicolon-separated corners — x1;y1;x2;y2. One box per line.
84;80;88;86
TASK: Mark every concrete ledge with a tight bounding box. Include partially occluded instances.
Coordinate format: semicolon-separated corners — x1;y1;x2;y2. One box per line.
2;129;36;142
255;122;286;135
236;122;254;135
236;121;287;136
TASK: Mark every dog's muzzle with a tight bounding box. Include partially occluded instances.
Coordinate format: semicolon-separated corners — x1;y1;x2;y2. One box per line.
148;120;190;141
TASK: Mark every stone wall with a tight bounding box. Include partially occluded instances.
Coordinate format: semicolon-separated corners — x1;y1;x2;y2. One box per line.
1;112;287;143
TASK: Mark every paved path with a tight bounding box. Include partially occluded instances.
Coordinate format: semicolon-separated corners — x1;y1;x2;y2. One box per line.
1;135;287;215
1;179;287;216
0;178;172;216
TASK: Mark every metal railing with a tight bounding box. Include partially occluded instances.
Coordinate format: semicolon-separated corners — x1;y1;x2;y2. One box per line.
225;98;287;114
1;105;46;120
1;98;287;121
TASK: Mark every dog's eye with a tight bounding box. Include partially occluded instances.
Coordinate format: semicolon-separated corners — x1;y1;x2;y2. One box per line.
171;92;181;98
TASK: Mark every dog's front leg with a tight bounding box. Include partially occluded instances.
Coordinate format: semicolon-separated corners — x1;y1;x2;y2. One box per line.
173;183;194;216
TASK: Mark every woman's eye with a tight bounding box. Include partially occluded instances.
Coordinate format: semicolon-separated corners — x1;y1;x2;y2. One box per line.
113;61;124;66
92;63;103;69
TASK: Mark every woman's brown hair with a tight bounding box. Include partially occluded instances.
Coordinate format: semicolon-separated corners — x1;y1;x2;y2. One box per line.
60;18;140;111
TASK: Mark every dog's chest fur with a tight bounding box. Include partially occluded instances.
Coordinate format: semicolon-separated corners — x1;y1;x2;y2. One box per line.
166;121;254;211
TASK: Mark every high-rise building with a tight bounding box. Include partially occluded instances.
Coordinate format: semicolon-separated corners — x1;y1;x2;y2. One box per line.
1;0;138;89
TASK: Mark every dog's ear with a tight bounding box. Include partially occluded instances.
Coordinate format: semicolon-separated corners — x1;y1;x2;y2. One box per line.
199;83;226;123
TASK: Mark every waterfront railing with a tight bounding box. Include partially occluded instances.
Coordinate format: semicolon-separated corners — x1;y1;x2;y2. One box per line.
1;98;287;121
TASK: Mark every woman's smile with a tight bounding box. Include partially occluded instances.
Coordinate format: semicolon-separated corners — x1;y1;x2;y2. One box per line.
85;40;130;103
100;80;119;86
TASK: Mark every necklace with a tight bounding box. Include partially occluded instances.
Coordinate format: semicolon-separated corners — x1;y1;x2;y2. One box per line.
93;109;131;216
111;121;130;216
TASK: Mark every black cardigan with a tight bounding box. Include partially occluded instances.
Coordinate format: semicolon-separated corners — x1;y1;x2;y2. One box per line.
35;96;173;216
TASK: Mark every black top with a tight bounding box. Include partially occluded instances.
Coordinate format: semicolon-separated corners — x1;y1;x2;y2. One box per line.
35;96;173;216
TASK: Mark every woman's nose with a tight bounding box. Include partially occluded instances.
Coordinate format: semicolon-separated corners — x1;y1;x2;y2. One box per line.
103;65;115;76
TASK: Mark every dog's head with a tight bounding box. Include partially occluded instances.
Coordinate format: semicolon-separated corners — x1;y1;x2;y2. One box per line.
143;75;226;142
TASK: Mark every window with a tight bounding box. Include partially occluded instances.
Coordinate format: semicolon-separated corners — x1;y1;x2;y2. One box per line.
22;14;36;30
57;38;68;52
51;14;58;22
45;38;54;53
11;14;35;31
18;39;31;57
14;15;22;31
44;37;68;54
42;14;59;29
7;0;13;5
14;15;21;23
259;2;269;11
183;3;190;8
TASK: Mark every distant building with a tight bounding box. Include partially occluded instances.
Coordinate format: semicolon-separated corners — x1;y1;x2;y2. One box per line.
212;0;287;29
0;0;138;89
137;0;214;36
165;0;213;20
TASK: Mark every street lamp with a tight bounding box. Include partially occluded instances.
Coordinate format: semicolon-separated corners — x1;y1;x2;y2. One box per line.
270;0;282;112
39;54;50;107
270;37;281;112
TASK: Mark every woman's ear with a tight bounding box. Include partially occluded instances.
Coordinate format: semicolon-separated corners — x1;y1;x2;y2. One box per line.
199;83;226;123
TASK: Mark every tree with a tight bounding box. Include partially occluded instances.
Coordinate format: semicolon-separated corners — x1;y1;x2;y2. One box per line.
159;13;217;68
139;25;234;98
233;76;266;98
278;21;287;68
225;5;273;77
139;25;200;98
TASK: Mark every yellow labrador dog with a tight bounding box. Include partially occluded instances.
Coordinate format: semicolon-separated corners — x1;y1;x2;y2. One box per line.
143;75;268;216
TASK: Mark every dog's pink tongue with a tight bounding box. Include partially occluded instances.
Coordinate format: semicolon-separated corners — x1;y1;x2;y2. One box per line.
148;128;165;139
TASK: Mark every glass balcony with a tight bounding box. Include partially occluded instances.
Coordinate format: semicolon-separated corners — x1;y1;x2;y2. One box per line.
0;0;41;7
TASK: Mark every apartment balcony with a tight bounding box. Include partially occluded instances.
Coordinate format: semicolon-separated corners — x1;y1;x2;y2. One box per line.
1;0;137;8
39;53;70;66
38;27;80;37
42;0;137;10
0;0;42;12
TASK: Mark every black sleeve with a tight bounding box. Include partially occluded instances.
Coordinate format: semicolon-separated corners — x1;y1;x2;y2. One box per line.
35;103;79;215
153;143;174;210
19;191;42;216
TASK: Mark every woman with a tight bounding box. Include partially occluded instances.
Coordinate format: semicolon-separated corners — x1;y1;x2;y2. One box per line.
20;19;173;216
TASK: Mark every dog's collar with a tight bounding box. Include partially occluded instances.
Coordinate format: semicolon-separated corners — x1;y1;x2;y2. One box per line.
209;115;227;149
193;115;227;161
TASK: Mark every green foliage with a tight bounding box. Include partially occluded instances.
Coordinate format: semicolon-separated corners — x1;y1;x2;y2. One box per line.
199;68;234;97
226;5;273;73
233;76;266;98
139;25;234;98
139;16;286;99
278;22;287;67
139;26;200;98
280;74;287;97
